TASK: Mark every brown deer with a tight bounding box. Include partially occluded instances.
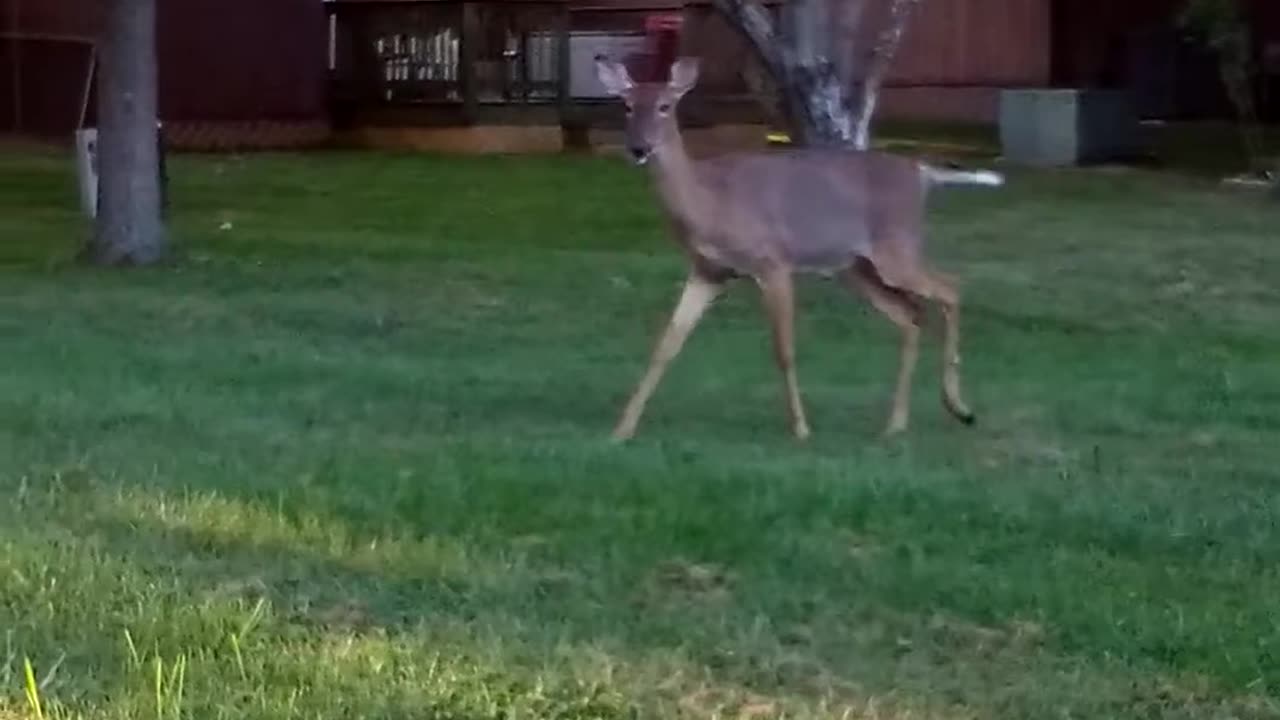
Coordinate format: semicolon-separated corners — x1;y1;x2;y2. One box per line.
596;55;1003;442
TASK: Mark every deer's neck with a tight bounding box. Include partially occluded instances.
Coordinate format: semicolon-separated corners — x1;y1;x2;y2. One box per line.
649;135;708;231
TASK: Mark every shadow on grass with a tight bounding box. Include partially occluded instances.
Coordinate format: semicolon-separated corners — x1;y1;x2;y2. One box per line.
4;460;1274;719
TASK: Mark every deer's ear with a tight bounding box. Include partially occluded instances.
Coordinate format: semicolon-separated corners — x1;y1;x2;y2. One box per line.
594;55;634;97
668;57;700;98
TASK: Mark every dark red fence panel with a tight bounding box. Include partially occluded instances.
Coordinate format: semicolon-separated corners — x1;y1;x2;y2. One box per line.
0;36;94;137
156;0;328;123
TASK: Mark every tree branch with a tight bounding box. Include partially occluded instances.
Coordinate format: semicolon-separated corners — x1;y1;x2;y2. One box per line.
851;0;921;149
709;0;786;82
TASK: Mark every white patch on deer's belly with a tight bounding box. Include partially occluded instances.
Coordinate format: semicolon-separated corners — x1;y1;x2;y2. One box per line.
690;232;766;273
692;240;729;267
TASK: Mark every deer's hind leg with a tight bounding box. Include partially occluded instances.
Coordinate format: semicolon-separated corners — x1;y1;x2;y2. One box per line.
842;259;922;437
914;269;975;426
865;253;976;429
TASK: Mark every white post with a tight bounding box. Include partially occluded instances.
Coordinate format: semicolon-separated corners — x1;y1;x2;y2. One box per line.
74;127;100;218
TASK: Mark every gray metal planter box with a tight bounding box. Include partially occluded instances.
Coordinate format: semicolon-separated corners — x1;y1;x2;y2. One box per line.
999;89;1140;167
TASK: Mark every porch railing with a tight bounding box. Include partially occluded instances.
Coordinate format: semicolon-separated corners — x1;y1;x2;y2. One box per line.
327;0;777;126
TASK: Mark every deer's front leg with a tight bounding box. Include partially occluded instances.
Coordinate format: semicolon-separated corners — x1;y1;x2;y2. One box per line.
613;271;723;442
758;268;811;441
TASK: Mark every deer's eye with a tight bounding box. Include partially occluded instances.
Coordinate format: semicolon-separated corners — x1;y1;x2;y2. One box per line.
658;103;672;114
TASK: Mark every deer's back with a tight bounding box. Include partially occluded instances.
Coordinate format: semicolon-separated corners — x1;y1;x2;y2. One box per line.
691;148;926;274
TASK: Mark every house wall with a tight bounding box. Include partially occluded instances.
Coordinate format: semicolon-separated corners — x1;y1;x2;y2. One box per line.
1049;0;1280;120
875;0;1053;124
1;0;330;148
0;0;99;136
569;0;1053;124
22;0;1245;149
7;0;100;38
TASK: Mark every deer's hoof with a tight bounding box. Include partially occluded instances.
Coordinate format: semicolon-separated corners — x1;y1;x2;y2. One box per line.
942;391;976;427
793;424;812;442
944;399;977;426
881;421;908;440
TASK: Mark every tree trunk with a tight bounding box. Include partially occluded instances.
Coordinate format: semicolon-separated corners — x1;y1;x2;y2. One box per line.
713;0;921;150
85;0;167;266
784;63;856;147
714;0;852;146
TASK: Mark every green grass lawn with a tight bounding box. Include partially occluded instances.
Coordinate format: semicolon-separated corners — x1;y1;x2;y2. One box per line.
1;143;1279;719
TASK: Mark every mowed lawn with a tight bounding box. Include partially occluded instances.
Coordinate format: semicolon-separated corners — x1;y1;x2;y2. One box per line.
1;144;1278;720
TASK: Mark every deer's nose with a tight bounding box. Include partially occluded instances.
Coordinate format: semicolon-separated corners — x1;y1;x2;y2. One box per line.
628;145;650;165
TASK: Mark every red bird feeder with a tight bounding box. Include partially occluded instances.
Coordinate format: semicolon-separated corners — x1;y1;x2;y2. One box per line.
641;13;684;81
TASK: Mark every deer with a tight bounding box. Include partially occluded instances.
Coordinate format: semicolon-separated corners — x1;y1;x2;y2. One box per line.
595;55;1004;443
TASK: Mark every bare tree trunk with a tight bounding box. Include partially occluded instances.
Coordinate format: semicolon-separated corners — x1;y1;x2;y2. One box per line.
713;0;852;146
712;0;922;150
85;0;167;266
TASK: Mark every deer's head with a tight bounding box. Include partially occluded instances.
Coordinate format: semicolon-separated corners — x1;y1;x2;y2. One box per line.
594;56;700;166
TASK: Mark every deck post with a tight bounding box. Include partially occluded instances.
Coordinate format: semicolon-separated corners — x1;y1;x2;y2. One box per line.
556;4;571;122
461;0;480;123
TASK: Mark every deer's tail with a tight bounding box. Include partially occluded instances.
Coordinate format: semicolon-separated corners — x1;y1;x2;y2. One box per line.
921;164;1005;188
